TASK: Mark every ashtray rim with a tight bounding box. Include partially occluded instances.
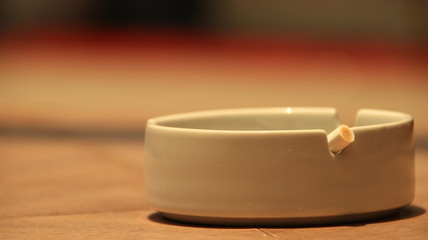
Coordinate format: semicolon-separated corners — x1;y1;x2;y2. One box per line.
147;107;413;133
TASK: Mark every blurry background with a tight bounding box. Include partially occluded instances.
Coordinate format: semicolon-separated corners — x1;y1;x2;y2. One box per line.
1;0;427;139
1;0;428;227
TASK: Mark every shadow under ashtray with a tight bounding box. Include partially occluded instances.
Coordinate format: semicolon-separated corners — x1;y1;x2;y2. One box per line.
147;205;425;228
342;204;426;227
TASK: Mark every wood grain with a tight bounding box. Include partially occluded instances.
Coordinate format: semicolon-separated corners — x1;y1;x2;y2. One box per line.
0;210;267;240
0;208;427;240
0;136;146;218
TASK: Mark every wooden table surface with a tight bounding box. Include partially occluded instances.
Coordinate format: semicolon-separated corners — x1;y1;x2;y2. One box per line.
0;136;427;240
1;31;428;239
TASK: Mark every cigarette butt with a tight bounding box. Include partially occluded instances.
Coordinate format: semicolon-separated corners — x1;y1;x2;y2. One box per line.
328;125;355;154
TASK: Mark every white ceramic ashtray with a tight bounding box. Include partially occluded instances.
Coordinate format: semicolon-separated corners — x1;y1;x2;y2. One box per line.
144;108;414;225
